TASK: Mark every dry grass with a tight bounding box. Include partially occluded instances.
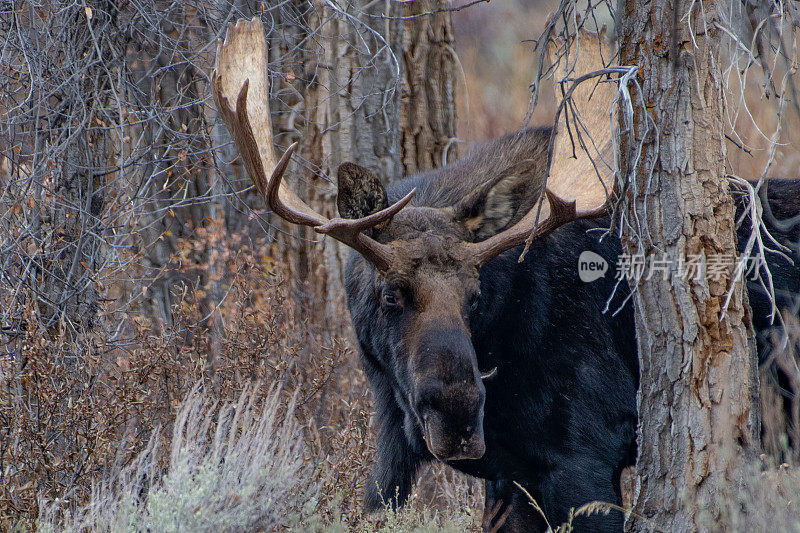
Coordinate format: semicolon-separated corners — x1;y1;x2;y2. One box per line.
762;313;800;464
715;461;800;532
1;221;482;531
38;385;310;532
36;383;480;532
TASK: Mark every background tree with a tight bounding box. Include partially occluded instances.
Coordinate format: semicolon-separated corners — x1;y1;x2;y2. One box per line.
260;0;459;327
616;0;799;529
0;0;460;524
3;0;799;528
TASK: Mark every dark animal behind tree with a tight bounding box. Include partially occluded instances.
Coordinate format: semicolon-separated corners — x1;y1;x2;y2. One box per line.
212;59;800;529
340;129;800;531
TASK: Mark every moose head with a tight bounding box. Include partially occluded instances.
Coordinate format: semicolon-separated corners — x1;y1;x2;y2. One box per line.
213;97;606;464
334;135;614;462
212;18;610;469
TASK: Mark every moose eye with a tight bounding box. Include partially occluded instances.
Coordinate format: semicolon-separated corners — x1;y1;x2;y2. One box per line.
469;290;481;310
382;289;402;308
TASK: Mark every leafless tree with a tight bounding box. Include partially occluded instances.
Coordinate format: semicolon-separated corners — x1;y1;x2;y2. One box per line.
0;0;460;523
523;0;800;530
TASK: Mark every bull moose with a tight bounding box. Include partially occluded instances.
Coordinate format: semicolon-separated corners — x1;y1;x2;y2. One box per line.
212;19;800;532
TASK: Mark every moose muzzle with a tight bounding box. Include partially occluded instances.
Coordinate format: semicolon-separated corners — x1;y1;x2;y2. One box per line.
412;327;486;461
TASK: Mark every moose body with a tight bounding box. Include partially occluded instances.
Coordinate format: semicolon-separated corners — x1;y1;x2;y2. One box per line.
338;127;637;531
348;215;638;530
342;131;800;531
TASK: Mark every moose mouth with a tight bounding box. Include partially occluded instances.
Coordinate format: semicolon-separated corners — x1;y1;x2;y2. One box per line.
422;413;486;462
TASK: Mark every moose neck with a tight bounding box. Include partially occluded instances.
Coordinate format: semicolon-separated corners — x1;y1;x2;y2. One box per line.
387;127;552;208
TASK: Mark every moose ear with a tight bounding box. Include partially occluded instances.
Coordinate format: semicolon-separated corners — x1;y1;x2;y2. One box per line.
456;171;543;241
337;162;389;219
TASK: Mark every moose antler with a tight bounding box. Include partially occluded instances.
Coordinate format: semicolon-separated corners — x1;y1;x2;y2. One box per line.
470;28;618;265
469;190;609;265
211;18;413;271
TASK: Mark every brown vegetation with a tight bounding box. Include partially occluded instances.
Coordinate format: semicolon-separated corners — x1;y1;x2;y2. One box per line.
1;222;484;529
0;1;475;528
1;1;799;531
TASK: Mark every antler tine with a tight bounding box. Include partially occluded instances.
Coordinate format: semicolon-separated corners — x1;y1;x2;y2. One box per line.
310;189;416;272
315;188;416;235
212;18;415;271
223;80;327;227
213;69;411;271
266;141;416;235
263;140;415;270
471;189;609;265
264;141;326;227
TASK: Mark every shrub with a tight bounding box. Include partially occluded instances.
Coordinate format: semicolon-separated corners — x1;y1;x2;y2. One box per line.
39;384;313;532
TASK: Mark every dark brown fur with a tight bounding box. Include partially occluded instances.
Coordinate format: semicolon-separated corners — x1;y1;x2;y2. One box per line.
341;130;639;532
338;127;800;532
337;162;389;219
396;128;550;220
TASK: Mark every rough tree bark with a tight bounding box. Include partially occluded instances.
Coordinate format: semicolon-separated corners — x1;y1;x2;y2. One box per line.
618;0;760;530
400;0;459;174
262;0;458;327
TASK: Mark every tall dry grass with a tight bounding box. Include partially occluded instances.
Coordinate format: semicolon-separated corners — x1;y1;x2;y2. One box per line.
1;219;482;531
36;382;482;532
38;385;309;532
762;313;800;464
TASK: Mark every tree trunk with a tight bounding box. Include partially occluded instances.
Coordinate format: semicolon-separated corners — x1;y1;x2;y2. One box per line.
618;0;760;530
263;0;458;328
400;0;459;174
121;2;219;330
